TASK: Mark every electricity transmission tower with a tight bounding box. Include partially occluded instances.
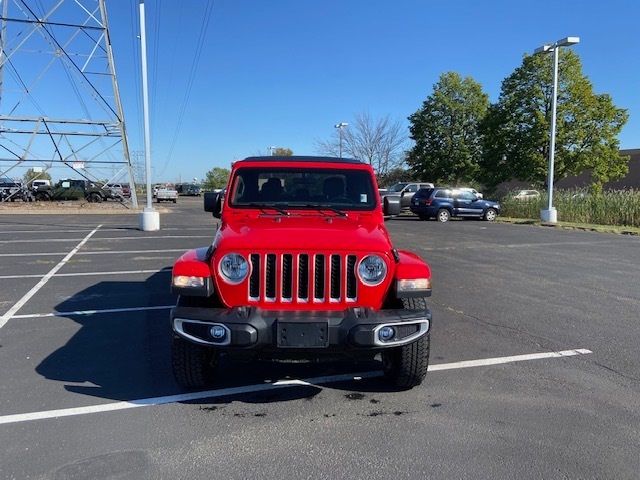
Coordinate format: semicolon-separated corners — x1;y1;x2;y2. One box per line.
0;0;138;206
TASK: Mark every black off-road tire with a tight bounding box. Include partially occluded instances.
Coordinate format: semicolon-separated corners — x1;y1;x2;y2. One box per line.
382;297;430;389
171;336;218;388
88;192;102;203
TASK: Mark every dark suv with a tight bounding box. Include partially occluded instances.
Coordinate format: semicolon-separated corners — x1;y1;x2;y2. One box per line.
410;188;500;222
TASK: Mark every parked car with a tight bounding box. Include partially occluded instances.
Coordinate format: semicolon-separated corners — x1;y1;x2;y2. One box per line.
410;187;500;222
453;187;483;199
170;155;433;390
34;179;121;202
380;182;435;211
31;179;51;189
156;187;178;203
513;189;541;201
176;183;201;196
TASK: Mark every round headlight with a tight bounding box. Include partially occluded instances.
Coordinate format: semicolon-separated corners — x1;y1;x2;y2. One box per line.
358;255;387;286
219;253;248;284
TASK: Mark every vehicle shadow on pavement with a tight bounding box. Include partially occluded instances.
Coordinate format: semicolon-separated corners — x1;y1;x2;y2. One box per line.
35;272;395;405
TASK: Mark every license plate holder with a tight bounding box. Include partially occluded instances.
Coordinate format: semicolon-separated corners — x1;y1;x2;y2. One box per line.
277;322;329;348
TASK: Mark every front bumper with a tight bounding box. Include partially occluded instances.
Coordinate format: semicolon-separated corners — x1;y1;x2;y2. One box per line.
171;305;431;351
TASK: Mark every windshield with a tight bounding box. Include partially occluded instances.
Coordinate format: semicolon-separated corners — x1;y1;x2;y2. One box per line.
229;167;376;210
387;182;408;192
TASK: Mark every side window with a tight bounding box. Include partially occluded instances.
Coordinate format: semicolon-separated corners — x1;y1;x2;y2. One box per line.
61;181;71;188
458;191;475;200
434;190;450;199
405;184;418;193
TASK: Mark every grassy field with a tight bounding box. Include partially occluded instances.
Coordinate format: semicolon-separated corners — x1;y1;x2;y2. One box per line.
500;190;640;228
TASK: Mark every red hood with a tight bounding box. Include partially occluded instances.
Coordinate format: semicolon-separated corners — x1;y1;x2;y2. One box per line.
214;214;392;253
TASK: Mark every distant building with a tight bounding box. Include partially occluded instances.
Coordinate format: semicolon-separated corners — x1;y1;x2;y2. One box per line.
495;148;640;194
556;149;640;190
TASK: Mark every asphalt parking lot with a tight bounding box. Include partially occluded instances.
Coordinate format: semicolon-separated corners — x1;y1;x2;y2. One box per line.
1;197;639;479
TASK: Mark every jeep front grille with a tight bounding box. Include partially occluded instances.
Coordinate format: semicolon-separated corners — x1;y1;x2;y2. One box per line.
248;253;358;303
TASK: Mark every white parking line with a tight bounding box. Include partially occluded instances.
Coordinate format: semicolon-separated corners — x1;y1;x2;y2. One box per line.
0;235;211;244
0;249;185;258
0;227;214;234
0;269;171;280
0;348;592;425
12;305;174;319
0;225;102;330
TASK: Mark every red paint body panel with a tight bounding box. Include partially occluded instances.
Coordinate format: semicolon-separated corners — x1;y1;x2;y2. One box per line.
171;158;432;311
394;250;432;280
172;248;212;278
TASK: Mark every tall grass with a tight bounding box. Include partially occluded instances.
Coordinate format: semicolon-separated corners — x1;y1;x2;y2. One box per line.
500;190;640;227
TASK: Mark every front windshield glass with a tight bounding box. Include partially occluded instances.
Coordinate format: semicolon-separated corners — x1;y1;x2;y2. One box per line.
387;182;408;192
230;167;376;210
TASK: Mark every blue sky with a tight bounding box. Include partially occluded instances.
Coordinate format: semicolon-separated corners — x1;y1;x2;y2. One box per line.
107;0;639;182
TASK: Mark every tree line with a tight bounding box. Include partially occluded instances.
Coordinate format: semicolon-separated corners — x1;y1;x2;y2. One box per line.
203;49;628;193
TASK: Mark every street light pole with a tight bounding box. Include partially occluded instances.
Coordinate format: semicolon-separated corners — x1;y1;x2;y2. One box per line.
138;0;159;231
534;36;579;224
334;122;348;158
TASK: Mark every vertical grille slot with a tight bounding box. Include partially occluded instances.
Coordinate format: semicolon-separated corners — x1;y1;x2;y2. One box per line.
265;254;276;299
346;255;357;299
250;254;260;299
330;255;341;299
298;254;309;300
314;255;325;300
282;254;293;299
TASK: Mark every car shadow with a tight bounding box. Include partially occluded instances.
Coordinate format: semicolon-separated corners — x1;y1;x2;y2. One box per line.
36;271;394;406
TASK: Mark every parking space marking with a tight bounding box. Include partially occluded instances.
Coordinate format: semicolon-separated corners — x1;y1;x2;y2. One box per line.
0;235;211;244
0;227;214;234
0;348;592;426
0;249;185;258
0;225;102;330
0;269;171;280
12;305;174;319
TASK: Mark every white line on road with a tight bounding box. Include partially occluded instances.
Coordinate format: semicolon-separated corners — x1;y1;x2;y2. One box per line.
11;304;174;319
0;225;102;330
0;227;214;235
0;235;211;244
0;348;592;425
0;269;171;280
0;249;185;258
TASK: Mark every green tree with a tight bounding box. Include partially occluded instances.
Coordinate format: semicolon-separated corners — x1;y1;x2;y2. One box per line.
23;168;51;184
272;147;293;156
407;72;489;184
202;167;230;190
480;51;629;191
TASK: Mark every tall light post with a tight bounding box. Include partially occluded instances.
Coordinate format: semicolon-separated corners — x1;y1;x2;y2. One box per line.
268;146;279;156
534;36;580;224
334;122;348;158
138;0;159;231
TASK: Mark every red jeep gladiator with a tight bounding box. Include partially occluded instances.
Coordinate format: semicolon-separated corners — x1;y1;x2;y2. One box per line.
170;156;432;389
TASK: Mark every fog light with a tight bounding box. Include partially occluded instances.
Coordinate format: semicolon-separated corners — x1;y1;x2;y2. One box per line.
210;325;227;340
378;326;395;342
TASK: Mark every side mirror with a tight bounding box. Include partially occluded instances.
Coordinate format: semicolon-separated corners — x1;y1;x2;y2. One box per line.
383;196;401;216
204;192;222;218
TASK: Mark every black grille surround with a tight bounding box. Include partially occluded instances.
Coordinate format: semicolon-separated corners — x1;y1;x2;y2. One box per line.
247;253;360;304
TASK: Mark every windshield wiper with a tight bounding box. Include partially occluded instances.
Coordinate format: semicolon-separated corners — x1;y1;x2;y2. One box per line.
302;204;347;217
247;203;290;216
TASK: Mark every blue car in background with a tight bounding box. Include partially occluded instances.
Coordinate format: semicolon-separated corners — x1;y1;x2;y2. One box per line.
410;187;500;222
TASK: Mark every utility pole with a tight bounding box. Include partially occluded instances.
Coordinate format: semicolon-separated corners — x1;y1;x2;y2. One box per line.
138;0;159;231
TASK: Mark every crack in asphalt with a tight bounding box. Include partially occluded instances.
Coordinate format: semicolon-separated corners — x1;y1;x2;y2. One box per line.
431;299;558;351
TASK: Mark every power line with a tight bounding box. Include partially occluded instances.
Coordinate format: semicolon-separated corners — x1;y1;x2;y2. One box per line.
159;0;214;176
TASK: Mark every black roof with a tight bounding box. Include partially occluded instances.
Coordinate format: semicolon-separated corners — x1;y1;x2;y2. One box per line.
240;156;363;164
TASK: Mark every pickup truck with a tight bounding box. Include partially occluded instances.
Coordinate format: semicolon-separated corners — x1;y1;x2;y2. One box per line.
156;187;177;203
169;155;433;390
379;181;435;214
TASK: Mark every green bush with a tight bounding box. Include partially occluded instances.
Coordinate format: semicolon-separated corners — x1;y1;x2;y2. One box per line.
500;189;640;227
